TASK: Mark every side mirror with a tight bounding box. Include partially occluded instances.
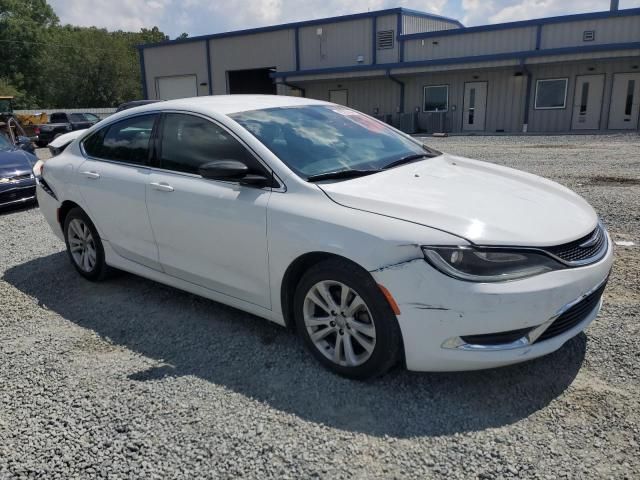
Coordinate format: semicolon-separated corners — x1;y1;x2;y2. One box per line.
17;136;34;154
198;160;273;188
199;160;249;179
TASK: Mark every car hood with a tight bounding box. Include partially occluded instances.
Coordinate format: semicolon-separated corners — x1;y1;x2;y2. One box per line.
0;149;36;177
317;154;598;247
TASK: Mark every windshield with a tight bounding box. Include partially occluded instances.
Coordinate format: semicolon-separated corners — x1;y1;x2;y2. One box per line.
0;133;14;152
230;105;434;179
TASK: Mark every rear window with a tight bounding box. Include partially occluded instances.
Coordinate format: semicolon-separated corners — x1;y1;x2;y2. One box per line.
50;113;68;123
83;114;157;165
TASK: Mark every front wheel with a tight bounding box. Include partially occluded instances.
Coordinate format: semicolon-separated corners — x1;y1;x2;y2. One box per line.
63;207;111;281
294;259;402;379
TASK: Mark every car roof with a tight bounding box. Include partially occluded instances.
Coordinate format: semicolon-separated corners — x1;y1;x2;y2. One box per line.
134;95;330;116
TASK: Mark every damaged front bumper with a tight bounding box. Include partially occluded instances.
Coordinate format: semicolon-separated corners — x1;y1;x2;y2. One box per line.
371;240;613;372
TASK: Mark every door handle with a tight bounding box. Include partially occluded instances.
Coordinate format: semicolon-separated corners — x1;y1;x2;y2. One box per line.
81;171;100;179
150;182;174;192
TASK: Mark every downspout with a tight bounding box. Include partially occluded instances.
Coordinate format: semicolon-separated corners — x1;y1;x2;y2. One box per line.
521;58;532;133
387;70;405;114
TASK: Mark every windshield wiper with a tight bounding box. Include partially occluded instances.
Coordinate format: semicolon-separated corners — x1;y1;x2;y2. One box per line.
306;169;381;182
382;154;430;170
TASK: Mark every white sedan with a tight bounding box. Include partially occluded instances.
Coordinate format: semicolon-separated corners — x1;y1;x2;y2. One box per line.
34;95;613;379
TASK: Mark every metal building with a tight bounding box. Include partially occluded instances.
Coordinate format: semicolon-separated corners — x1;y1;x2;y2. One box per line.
138;5;640;134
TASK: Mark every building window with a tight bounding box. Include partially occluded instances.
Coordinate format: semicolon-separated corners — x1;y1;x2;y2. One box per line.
377;30;394;50
423;85;449;112
583;30;595;42
534;78;568;109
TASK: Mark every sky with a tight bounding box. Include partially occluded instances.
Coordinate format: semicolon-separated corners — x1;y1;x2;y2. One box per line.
48;0;640;38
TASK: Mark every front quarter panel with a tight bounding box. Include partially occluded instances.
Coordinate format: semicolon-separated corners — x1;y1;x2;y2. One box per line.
267;187;467;321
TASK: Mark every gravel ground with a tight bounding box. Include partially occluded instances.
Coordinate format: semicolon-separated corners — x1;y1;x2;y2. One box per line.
1;134;639;479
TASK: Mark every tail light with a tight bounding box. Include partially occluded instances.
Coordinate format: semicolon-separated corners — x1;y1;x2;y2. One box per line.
34;127;40;135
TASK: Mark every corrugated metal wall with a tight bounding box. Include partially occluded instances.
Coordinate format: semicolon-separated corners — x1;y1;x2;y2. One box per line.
527;57;640;132
302;76;401;115
401;68;527;133
143;41;210;99
210;29;296;94
298;19;372;69
404;27;538;61
402;14;460;35
540;16;640;49
375;14;400;64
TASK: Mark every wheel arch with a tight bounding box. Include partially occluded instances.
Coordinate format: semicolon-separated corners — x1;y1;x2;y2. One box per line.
280;251;373;331
57;200;83;231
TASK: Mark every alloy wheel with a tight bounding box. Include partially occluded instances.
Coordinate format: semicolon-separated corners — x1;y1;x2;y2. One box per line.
303;280;377;367
67;218;97;273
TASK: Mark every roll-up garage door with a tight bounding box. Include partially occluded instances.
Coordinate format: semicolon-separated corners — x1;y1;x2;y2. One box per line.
156;75;198;100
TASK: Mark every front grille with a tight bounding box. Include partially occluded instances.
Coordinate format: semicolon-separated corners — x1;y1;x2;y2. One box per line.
461;327;533;346
536;280;607;342
0;185;36;205
544;223;607;265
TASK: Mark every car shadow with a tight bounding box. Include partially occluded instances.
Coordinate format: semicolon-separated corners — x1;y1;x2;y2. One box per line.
3;252;586;438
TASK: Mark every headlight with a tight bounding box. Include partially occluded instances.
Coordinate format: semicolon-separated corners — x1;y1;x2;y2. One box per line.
421;246;564;282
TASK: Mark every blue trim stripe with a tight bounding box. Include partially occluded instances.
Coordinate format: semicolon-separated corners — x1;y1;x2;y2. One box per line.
295;27;300;71
138;7;462;50
397;13;404;62
271;41;640;78
205;40;213;94
400;7;640;41
372;16;377;65
535;24;542;50
138;47;148;99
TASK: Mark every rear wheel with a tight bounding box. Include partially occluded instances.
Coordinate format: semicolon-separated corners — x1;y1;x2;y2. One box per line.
294;259;402;379
63;207;110;281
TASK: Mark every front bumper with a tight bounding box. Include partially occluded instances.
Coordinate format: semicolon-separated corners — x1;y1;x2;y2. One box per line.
372;238;614;372
0;181;36;208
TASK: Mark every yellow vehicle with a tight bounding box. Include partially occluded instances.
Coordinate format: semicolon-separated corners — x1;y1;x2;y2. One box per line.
0;96;35;152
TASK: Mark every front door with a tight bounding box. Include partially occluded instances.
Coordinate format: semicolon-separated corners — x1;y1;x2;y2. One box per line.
571;74;605;130
608;73;640;130
76;114;161;270
462;82;487;131
145;112;272;308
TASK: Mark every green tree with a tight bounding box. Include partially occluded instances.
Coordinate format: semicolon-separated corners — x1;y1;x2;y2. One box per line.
0;0;59;102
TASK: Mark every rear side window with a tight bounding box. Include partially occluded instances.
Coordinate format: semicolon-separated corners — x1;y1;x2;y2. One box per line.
83;114;157;165
50;113;67;123
159;113;262;175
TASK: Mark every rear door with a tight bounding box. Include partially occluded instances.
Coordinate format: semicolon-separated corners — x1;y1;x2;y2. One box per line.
571;74;605;130
145;112;272;307
77;113;162;270
462;82;487;132
608;73;640;130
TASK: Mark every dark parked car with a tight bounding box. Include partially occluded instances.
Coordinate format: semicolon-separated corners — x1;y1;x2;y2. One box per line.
0;132;37;209
37;112;99;147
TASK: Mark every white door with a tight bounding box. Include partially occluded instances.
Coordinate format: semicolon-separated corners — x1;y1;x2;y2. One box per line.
462;82;487;131
76;114;161;270
156;75;198;100
571;74;605;130
329;89;348;106
608;73;640;130
145;113;272;308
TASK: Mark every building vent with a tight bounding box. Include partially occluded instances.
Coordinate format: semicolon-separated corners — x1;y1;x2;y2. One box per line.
583;30;595;42
377;30;394;50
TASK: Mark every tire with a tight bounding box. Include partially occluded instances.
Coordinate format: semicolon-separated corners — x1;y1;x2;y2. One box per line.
63;207;111;281
293;258;402;380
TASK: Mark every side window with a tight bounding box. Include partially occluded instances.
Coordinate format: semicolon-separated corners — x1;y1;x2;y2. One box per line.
83;114;156;165
159;113;263;175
